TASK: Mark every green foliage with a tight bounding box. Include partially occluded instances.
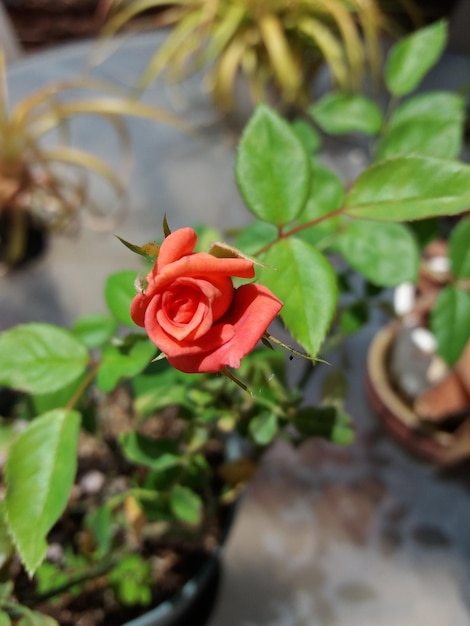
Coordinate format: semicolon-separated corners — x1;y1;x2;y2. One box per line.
105;270;138;326
249;412;278;445
96;335;156;392
119;432;181;472
170;485;203;524
0;324;88;395
234;220;278;256
375;92;465;160
260;238;338;358
339;301;369;336
236;104;311;225
35;554;87;599
430;286;470;366
72;314;117;348
294;164;344;246
291;118;322;154
293;406;354;445
309;93;383;136
0;612;10;626
449;216;470;279
85;505;113;557
108;555;152;607
32;375;86;414
0;506;14;570
17;611;58;626
345;155;470;221
334;221;419;287
4;410;80;576
385;20;447;96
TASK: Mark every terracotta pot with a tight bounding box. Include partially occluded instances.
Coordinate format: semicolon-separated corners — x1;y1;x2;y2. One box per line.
365;323;456;463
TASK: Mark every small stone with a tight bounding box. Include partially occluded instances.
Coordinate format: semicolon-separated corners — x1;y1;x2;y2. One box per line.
80;470;105;495
389;326;440;400
46;542;64;563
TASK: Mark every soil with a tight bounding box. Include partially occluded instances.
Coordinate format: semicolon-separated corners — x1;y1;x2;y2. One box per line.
8;387;232;626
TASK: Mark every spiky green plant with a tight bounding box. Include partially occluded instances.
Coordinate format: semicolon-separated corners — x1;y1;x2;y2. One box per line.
99;0;399;110
0;51;182;270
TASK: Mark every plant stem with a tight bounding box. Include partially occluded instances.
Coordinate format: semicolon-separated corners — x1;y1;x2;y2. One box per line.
65;362;99;411
26;552;129;606
254;206;346;256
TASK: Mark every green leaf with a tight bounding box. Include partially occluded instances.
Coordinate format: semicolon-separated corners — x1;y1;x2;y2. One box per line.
119;432;181;471
4;409;80;576
339;301;369;335
108;554;152;607
449;216;470;279
377;92;466;170
293;406;354;445
430;285;470;366
134;384;189;417
309;93;383;136
385;20;447;96
97;337;156;392
260;239;337;357
376;119;463;161
236;104;311;225
389;92;465;127
0;583;13;603
192;224;223;252
0;611;11;626
295;164;344;246
0;505;14;569
334;221;419;286
345;155;470;221
170;485;202;524
291;118;322;153
85;505;113;556
72;314;117;349
0;324;89;395
32;374;86;414
235;220;278;256
105;270;138;326
249;412;278;445
18;612;59;626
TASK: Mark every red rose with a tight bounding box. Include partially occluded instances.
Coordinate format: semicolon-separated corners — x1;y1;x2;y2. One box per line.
130;227;283;373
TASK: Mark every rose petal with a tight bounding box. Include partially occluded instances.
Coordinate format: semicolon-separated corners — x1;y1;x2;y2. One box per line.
146;254;254;297
167;283;282;373
155;227;198;274
158;287;211;341
130;292;152;327
144;296;236;356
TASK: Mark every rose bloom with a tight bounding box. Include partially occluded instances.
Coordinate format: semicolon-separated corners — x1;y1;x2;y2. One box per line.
130;227;283;374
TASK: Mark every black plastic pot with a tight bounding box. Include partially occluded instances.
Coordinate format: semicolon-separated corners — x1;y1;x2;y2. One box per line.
122;438;241;626
0;207;47;273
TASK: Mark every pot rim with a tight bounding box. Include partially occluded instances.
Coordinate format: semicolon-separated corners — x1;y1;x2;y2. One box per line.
366;322;454;462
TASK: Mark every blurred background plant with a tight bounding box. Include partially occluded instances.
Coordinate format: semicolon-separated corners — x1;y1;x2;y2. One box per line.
98;0;419;111
0;52;181;273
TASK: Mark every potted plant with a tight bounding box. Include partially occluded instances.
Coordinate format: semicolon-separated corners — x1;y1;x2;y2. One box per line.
293;18;470;464
0;50;181;274
366;216;470;465
98;0;396;111
0;18;469;626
